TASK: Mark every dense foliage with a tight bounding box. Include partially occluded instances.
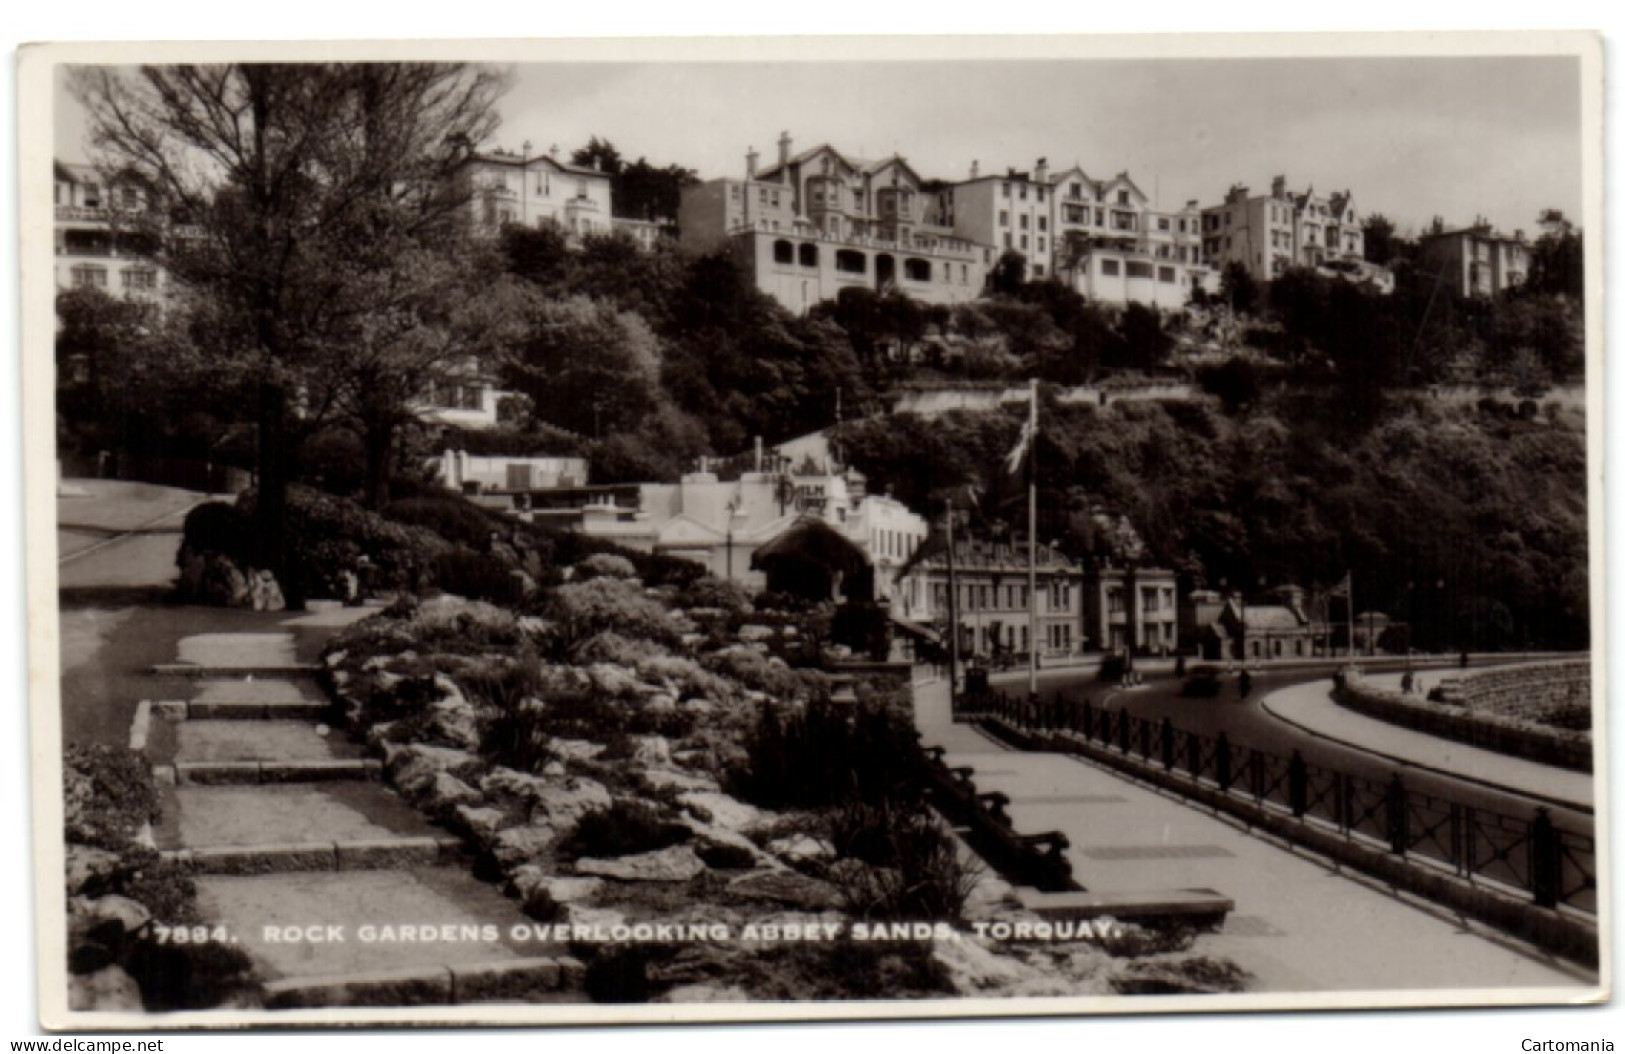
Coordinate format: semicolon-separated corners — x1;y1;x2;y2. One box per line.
840;392;1588;651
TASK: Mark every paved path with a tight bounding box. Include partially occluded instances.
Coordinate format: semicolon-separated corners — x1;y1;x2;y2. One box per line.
141;623;579;1007
1260;675;1593;810
57;480;210;590
912;676;1596;995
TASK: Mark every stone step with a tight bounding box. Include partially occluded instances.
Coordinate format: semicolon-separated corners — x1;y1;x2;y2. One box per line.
170;718;367;765
182;677;333;721
159;758;381;786
155;782;452;860
162;836;463;875
191;868;582;1006
1013;884;1235;923
153;663;323;679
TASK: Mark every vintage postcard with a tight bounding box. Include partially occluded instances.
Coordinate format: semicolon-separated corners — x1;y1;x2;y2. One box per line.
19;32;1607;1030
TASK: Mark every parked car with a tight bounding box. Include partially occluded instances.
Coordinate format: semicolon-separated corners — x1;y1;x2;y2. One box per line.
1181;664;1224;698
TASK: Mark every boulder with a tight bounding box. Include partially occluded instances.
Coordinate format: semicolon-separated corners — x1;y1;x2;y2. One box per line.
64;846;122;896
576;845;706;883
635;768;721;795
491;823;562;868
549;739;606;763
80;894;151;940
661;984;752;1003
423;772;483;813
424;674;483;751
586;663;640;699
68;965;143;1012
557;903;626;931
625;735;671;768
767;834;832;864
724;869;838;911
931;935;1037;995
479;770;614;832
451;805;508;844
677;791;765;834
383;743;485;799
521;876;605;921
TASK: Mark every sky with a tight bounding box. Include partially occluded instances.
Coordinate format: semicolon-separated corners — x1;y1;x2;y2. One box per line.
56;52;1582;237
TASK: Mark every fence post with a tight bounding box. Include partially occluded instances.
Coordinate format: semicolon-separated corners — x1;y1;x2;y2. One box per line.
1118;710;1131;754
1161;717;1175;772
1287;751;1308;818
1082;700;1094;740
1386;773;1409;855
1448;802;1464;875
1216;733;1232;792
1139;715;1151;760
1187;731;1201;780
1530;808;1560;909
1336;773;1350;833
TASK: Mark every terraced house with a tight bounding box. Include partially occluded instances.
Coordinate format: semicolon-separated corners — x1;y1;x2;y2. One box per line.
679;133;992;313
53;160;168;304
1202;175;1392;291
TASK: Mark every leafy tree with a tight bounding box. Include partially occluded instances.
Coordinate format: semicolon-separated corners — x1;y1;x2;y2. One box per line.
74;63;507;604
1112;302;1172;371
1362;213;1402;266
1526;221;1583;302
570;136;624;178
989;251;1028;296
1219;262;1258;315
501;294;664;440
572;137;697;222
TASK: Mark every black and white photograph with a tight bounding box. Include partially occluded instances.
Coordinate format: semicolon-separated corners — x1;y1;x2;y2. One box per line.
17;31;1607;1032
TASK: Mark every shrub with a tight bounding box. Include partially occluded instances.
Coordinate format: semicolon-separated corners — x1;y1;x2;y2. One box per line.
544;578;686;651
381;496;498;551
559;800;691;859
704;647;811;701
679;575;754;616
63;744;160;851
732;691;918;811
236;484;451;600
576;553;638;581
824;803;982;921
431;550;528;607
176;502;255;568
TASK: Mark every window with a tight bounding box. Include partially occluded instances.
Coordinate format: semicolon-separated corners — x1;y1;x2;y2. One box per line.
773;239;794;265
1019;235;1028;250
1019;214;1029;230
1034;263;1044;276
1001;183;1010;198
71;265;107;289
1003;233;1012;249
122;267;157;292
1158;266;1176;283
1019;186;1028;201
1100;258;1120;276
1126;261;1153;279
799;243;819;268
903;257;931;282
999;210;1009;227
1070;181;1082;199
1117;190;1129;205
835;249;866;274
1158;217;1170;231
83;184;101;208
1038;216;1047;232
1037;237;1046;253
1108;589;1124;614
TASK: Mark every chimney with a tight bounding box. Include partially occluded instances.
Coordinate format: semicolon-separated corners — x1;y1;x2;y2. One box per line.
746;147;759;180
1271;175;1286;199
778;131;792;168
1514;229;1525;243
970;160;980;180
1034;157;1049;184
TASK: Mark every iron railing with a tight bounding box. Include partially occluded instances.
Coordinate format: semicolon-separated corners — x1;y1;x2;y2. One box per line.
960;690;1596;916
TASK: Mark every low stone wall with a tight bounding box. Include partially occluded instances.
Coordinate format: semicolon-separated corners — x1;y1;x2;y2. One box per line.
1338;662;1592;773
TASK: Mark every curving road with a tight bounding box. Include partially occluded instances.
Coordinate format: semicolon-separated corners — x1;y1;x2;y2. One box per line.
1000;659;1593;837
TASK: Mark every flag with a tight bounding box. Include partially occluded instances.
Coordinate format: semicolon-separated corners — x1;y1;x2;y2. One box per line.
1005;387;1038;475
1328;572;1352;597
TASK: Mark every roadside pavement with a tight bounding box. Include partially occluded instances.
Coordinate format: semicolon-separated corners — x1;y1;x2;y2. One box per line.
911;675;1595;995
1259;675;1593;810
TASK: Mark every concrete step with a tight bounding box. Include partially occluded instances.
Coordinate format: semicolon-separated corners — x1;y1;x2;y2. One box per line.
155;781;452;862
182;677;333;721
191;868;582;1007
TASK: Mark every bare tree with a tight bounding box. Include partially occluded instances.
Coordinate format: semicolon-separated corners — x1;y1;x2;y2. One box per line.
72;62;509;603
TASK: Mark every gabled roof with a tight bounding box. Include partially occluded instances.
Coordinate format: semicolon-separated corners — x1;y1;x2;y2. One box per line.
470;151;607;180
750;514;872;575
864;155;925;189
757;143;860;182
1099;172;1149;204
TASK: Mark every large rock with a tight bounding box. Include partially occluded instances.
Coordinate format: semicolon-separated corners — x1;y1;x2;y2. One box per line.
576;845;706;883
635;768;721;795
65;846;122;896
625;735;671;768
681;818;775;871
423;772;483;814
491;823;562;868
677;791;765;834
549;739;605;763
383;743;486;799
930;936;1038;995
68;965;143;1012
424;674;484;751
452;805;509;844
585;663;640;699
767;834;832;864
480;769;612;831
521;876;605;921
724;869;839;911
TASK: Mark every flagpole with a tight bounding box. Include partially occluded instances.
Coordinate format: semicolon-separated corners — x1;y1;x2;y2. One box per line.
945;496;960;699
1346;570;1355;660
1027;378;1039;698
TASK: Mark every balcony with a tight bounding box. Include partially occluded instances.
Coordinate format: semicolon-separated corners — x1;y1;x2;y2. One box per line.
56;205;111;223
